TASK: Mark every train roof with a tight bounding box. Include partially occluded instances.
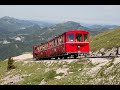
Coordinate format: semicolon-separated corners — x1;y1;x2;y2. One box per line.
45;29;89;43
33;29;89;47
65;29;89;33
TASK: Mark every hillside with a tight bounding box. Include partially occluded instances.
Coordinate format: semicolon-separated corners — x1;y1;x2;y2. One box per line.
0;16;119;60
0;20;88;60
0;16;35;32
90;27;120;51
0;55;120;85
0;16;54;32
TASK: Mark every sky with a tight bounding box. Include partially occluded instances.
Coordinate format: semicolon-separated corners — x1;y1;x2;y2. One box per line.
0;5;120;25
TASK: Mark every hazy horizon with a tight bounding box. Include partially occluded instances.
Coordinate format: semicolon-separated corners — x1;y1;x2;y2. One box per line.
0;5;120;25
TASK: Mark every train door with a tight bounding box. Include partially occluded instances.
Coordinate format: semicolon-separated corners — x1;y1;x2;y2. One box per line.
75;32;89;53
75;33;83;52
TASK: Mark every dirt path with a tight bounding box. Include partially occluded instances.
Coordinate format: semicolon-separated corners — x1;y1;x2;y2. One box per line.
13;54;33;61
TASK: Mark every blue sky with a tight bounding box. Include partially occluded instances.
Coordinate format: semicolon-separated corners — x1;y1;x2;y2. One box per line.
0;5;120;25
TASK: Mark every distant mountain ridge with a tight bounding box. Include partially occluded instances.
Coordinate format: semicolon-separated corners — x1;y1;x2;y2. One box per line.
0;16;35;32
0;16;55;32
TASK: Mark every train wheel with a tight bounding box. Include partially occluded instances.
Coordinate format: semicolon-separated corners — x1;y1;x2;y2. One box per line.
74;54;78;59
38;58;41;60
55;57;58;60
74;56;77;59
48;57;51;60
59;56;63;59
64;56;67;59
84;54;87;57
35;57;39;61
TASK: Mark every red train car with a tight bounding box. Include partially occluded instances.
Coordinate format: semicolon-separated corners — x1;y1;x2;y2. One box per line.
33;30;90;60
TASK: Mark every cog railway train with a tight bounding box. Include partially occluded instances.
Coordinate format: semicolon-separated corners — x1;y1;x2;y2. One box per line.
33;30;90;60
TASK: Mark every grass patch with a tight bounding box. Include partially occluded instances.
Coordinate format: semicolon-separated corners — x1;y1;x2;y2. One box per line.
90;27;120;51
44;70;56;81
1;57;120;85
0;61;8;79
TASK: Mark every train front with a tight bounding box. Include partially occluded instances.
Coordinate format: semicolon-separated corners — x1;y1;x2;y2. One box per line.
65;30;90;58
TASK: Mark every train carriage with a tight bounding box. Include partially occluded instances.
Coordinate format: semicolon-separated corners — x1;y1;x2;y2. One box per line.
33;30;90;60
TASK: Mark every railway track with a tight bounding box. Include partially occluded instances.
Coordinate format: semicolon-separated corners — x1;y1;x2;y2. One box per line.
23;56;120;64
85;55;120;58
31;55;120;61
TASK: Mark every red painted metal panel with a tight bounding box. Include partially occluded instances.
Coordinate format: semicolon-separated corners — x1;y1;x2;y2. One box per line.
33;30;90;60
65;30;90;53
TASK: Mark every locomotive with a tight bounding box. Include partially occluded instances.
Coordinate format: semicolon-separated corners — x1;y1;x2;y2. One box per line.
33;30;90;60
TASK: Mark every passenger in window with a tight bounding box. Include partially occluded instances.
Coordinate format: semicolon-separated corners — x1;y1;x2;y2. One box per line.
76;34;82;42
84;34;88;42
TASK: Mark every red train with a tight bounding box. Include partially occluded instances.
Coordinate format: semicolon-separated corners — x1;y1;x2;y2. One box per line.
33;30;90;60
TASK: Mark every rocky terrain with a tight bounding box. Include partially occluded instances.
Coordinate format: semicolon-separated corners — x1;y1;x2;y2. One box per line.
89;47;120;57
0;50;120;85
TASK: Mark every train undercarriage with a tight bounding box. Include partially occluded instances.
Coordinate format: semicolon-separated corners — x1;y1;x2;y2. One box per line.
34;52;89;60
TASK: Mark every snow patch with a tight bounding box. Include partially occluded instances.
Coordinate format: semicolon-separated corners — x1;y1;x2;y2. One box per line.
2;40;10;44
14;36;24;42
15;37;21;41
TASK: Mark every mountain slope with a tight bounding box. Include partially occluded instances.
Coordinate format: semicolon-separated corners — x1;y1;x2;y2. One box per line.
0;16;119;60
0;21;87;60
37;21;91;41
90;27;120;51
0;16;36;32
0;16;55;32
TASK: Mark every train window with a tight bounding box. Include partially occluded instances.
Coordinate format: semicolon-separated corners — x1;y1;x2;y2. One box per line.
54;40;57;46
45;44;47;50
62;36;64;43
68;34;74;42
61;36;63;44
39;47;40;51
43;46;44;50
52;41;54;48
51;42;53;48
76;34;82;42
55;39;57;46
57;39;58;45
58;36;63;44
84;34;88;42
49;43;51;48
41;46;43;50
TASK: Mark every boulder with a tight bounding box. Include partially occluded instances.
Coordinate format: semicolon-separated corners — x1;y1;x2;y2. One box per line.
117;47;120;55
92;50;99;56
89;51;93;56
54;76;62;79
100;48;105;53
104;49;111;56
97;53;102;56
110;47;117;56
39;79;47;85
